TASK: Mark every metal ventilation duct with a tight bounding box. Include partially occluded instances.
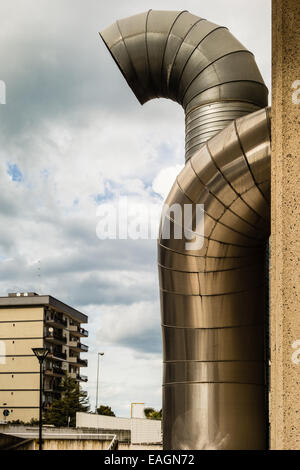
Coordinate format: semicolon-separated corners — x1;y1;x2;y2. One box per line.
101;10;270;450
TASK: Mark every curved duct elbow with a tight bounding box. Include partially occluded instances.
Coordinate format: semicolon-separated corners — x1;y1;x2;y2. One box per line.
100;10;268;159
101;10;270;450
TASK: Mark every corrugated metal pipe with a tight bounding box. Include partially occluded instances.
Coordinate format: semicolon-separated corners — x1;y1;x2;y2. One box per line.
101;9;271;450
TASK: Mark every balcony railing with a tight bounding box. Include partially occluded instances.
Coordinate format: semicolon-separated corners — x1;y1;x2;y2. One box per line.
79;327;88;337
45;331;67;344
77;374;88;382
53;365;66;375
46;316;67;328
45;366;65;376
44;380;63;393
49;350;66;361
68;356;78;363
69;325;88;337
77;358;88;367
68;341;89;352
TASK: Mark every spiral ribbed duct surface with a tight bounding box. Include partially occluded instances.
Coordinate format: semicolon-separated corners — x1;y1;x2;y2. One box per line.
101;9;270;450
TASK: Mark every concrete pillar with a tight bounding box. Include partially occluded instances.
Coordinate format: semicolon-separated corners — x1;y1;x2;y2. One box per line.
271;0;300;450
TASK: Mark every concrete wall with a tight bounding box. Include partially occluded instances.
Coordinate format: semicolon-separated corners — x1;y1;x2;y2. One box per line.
0;308;43;422
0;390;39;407
0;424;162;450
0;408;39;422
0;321;44;338
2;338;43;356
77;413;131;430
271;0;300;450
0;373;39;389
14;439;162;450
0;356;39;373
131;417;162;445
31;439;113;450
76;412;162;444
0;307;44;322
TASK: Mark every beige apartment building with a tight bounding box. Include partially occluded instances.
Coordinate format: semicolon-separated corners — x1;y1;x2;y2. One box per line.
0;293;88;423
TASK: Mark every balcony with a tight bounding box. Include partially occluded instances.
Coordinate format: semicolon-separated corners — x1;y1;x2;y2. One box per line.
68;356;78;364
68;372;87;382
68;340;89;353
53;365;66;375
68;356;88;367
77;358;88;367
46;315;67;329
79;327;88;337
44;366;66;377
77;374;88;382
69;324;88;338
48;350;66;361
44;381;62;393
45;331;67;345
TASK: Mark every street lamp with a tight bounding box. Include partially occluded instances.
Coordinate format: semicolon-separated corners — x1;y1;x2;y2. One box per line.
32;347;49;451
95;352;104;413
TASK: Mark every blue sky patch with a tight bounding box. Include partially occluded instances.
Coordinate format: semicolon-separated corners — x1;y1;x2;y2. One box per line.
7;162;23;182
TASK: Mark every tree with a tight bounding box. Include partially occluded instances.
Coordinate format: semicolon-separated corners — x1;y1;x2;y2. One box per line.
96;405;115;416
45;376;89;427
7;418;39;426
144;407;162;420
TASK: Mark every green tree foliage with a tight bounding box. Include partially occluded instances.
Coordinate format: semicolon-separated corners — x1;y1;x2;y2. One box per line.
45;376;89;427
6;419;25;425
7;418;39;426
144;407;162;420
96;405;115;416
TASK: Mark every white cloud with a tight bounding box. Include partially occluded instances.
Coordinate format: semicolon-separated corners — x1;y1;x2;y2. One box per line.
152;165;184;200
97;301;160;345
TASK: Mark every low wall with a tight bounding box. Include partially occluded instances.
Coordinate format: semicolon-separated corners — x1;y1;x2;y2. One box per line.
76;412;162;445
0;425;121;450
26;440;162;450
0;423;162;450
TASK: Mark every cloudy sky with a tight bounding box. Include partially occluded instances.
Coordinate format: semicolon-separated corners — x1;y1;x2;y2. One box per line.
0;0;271;417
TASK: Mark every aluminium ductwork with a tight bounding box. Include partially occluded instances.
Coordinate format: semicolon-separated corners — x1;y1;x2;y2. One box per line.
101;10;270;450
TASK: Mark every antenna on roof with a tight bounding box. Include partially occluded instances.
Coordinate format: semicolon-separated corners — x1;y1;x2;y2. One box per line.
37;259;42;294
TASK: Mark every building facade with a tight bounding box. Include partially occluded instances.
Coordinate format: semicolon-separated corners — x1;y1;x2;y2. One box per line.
0;293;88;422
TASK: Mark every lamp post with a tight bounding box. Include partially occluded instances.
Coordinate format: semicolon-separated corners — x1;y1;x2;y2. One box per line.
32;347;49;450
95;352;104;413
